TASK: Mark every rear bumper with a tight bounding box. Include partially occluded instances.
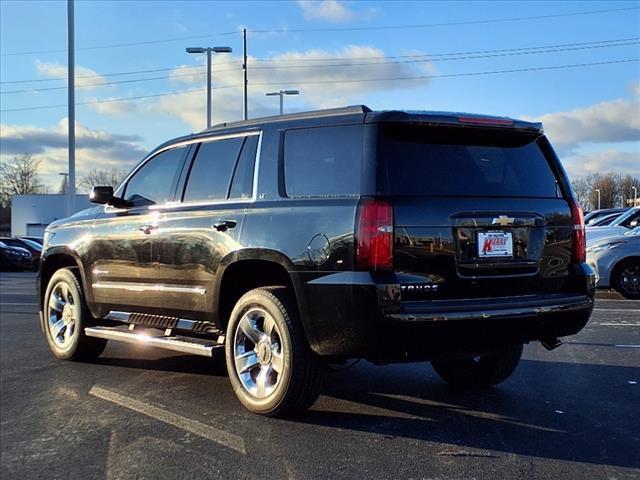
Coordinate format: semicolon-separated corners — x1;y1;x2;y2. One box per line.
297;264;595;360
388;293;592;323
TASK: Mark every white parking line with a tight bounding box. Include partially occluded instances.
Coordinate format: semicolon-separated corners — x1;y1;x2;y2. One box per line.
599;323;640;327
593;308;640;313
89;386;246;454
596;298;640;302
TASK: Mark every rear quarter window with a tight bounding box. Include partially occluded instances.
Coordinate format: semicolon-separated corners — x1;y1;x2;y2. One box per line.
378;124;560;198
284;124;363;197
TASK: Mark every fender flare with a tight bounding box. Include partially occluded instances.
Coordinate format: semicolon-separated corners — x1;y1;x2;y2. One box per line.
214;248;310;331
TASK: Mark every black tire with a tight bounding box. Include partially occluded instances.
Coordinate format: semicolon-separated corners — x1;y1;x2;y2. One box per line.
43;268;107;361
431;344;523;388
225;287;322;417
611;259;640;300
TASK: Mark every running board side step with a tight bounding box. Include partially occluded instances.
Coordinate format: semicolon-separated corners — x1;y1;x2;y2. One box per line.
84;326;223;357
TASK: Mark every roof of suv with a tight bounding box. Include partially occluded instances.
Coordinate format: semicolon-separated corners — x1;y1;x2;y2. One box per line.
149;105;543;157
203;105;543;134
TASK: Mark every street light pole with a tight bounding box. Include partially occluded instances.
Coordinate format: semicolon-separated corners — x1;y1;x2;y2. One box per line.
186;46;232;129
595;189;601;210
67;0;75;216
206;48;211;129
633;186;638;206
265;90;300;115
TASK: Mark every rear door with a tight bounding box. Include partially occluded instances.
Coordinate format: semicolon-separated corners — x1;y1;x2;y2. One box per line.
150;132;260;321
377;123;575;301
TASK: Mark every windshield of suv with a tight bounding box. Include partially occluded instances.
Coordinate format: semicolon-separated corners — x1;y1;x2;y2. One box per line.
377;124;560;198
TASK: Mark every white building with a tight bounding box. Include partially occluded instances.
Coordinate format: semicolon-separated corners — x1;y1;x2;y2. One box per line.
10;194;92;237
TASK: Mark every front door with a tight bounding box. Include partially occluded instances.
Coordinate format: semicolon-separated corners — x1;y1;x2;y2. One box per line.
86;145;191;315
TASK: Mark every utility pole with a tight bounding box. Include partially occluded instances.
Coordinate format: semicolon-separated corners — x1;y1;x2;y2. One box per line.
595;188;601;210
243;28;248;120
67;0;75;216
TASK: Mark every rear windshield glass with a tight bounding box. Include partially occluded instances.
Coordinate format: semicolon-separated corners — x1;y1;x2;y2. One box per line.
377;124;559;197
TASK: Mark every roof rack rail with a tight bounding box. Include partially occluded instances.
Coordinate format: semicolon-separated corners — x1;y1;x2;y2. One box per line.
204;105;371;131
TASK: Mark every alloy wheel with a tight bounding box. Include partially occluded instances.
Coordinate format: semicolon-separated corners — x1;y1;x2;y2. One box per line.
619;265;640;297
233;308;284;399
47;282;77;348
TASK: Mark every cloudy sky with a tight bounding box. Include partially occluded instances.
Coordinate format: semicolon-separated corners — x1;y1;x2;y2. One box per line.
1;0;639;191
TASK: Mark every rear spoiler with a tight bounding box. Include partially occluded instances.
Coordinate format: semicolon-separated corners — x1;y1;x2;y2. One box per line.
366;110;543;133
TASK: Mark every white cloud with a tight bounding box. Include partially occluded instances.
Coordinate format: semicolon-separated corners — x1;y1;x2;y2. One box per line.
563;149;640;180
93;45;435;130
297;0;356;23
531;95;640;149
528;89;640;179
35;61;107;90
87;98;140;116
0;119;146;191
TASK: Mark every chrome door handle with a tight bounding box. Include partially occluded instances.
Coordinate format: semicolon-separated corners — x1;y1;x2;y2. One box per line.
212;220;237;232
139;225;158;234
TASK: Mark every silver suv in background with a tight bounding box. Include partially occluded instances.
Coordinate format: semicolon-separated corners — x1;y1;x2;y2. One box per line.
586;207;640;244
587;227;640;299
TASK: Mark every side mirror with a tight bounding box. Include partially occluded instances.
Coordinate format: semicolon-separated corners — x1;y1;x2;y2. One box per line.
90;186;128;208
90;186;113;204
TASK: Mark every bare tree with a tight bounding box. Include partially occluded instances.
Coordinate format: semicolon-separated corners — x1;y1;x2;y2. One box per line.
78;168;127;193
0;153;45;205
571;178;591;210
589;173;619;209
619;174;640;207
58;174;69;194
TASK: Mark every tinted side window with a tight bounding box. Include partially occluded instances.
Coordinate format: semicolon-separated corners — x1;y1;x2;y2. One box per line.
124;147;187;206
184;137;244;202
284;125;363;197
229;135;259;199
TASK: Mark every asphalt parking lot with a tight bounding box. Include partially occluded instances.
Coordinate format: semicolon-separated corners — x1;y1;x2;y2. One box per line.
1;271;638;480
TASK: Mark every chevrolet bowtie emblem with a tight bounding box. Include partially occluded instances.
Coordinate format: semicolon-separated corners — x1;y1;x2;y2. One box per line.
492;215;515;226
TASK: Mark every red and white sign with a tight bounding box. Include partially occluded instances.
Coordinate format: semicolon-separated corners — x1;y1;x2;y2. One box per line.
478;231;513;258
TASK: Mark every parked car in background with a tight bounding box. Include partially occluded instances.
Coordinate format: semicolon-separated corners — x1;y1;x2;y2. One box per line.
0;237;41;270
0;241;33;271
586;207;640;244
19;236;44;246
588;212;624;227
587;227;640;299
584;207;628;226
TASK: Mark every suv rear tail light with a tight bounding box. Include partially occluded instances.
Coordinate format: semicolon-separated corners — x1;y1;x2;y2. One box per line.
570;199;586;264
356;199;393;271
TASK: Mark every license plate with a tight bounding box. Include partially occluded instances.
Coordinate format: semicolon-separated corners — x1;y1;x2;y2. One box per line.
477;231;513;258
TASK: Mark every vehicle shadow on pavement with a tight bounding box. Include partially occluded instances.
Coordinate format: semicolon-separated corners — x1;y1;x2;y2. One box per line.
303;359;640;469
92;353;228;377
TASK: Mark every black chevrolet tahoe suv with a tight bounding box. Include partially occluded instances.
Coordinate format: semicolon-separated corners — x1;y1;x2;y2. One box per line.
38;105;594;416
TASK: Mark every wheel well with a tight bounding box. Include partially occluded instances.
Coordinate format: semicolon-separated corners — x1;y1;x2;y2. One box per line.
218;260;294;330
41;254;79;302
